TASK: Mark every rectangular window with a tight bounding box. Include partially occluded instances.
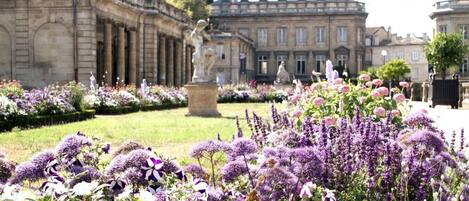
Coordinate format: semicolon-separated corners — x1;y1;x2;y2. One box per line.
365;38;372;46
239;28;249;37
316;27;325;43
412;52;420;61
412;66;419;81
216;45;225;60
277;55;288;67
337;26;348;43
461;58;469;74
460;25;469;40
296;27;307;45
315;55;326;72
296;55;307;75
277;27;287;45
357;28;363;44
258;55;268;75
439;25;447;34
257;28;268;46
397;52;405;60
337;55;348;67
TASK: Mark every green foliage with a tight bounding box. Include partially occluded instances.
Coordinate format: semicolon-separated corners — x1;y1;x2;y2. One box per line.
360;67;380;79
377;59;411;81
65;82;86;112
425;33;469;79
168;0;210;21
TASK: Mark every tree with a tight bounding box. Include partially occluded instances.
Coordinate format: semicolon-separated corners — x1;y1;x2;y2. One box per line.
377;59;411;81
168;0;211;21
424;33;468;80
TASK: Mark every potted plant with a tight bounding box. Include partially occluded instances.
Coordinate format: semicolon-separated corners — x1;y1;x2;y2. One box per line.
424;33;469;108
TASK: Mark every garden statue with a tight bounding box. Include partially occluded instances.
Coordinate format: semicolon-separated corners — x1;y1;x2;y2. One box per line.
89;72;97;91
191;20;217;83
276;61;291;84
140;79;148;97
312;71;322;83
325;60;334;84
185;19;221;117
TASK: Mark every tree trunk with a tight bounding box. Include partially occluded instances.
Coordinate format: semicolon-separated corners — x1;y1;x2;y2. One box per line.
441;70;447;80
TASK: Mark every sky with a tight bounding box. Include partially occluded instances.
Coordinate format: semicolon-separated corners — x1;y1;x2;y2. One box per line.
360;0;435;37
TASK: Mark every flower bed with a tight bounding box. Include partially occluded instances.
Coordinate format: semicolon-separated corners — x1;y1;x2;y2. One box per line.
218;84;291;103
0;81;91;132
0;103;467;200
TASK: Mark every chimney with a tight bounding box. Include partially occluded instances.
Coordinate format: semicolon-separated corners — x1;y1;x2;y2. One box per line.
387;26;392;39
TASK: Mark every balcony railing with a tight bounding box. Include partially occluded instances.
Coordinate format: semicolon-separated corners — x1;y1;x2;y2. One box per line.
112;0;192;23
211;1;366;16
434;0;469;10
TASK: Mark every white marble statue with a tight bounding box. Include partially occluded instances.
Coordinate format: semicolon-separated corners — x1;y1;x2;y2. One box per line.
191;20;217;83
276;61;291;84
325;60;334;84
89;72;97;91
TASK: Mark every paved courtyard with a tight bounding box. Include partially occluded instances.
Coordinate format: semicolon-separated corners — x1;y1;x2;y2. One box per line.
411;101;469;145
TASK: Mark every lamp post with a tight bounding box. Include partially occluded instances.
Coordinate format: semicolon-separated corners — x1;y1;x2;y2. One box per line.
381;50;388;65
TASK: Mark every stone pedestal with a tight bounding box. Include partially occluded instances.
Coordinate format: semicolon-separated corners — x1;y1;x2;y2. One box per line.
462;83;469;109
185;82;221;117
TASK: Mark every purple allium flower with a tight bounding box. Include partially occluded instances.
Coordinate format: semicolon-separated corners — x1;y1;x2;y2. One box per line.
207;187;225;201
112;141;145;157
122;149;156;170
406;130;446;153
0;159;15;184
56;134;92;158
104;155;126;176
437;152;458;168
184;164;207;179
220;160;249;183
404;111;434;128
123;167;145;185
190;140;229;159
11;151;56;183
229;138;257;159
257;164;297;201
161;160;180;174
69;166;101;187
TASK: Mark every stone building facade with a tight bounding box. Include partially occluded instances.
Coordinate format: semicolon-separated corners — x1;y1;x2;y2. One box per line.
210;0;367;83
0;0;194;88
365;26;391;68
370;33;430;82
208;31;255;84
431;0;469;80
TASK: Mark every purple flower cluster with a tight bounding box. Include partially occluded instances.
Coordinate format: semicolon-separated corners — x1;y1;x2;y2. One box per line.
11;151;55;184
56;132;93;158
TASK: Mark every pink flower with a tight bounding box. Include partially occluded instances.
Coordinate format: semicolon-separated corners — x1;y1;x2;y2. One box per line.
371;90;381;98
365;81;373;88
420;109;428;114
324;116;337;126
358;74;371;82
339;85;351;94
378;87;389;96
291;95;300;104
293;109;303;118
374;107;386;117
372;79;383;87
399;81;410;88
393;93;406;103
391;110;401;118
313;97;325;107
334;78;343;85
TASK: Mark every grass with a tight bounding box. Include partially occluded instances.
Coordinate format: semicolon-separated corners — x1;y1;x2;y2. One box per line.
0;103;278;163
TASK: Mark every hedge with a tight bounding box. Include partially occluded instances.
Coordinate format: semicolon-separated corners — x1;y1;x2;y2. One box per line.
0;110;96;132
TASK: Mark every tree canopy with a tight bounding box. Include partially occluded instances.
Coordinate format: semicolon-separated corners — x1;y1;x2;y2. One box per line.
377;59;411;81
168;0;211;21
424;33;468;79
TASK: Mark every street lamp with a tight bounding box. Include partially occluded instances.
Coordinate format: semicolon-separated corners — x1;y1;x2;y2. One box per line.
381;50;388;65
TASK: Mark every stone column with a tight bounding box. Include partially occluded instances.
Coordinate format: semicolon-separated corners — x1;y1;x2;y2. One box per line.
167;38;175;86
175;40;183;87
186;46;192;83
182;40;186;85
129;29;137;85
158;36;166;85
104;21;113;85
462;82;469;109
117;25;126;85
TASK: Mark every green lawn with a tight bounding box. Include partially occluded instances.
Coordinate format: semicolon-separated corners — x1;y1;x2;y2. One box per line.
0;103;278;163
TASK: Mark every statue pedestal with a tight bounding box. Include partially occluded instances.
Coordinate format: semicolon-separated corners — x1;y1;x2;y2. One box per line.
185;82;221;117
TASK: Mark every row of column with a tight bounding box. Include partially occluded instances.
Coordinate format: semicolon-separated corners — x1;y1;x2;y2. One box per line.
104;21;138;85
157;35;193;87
